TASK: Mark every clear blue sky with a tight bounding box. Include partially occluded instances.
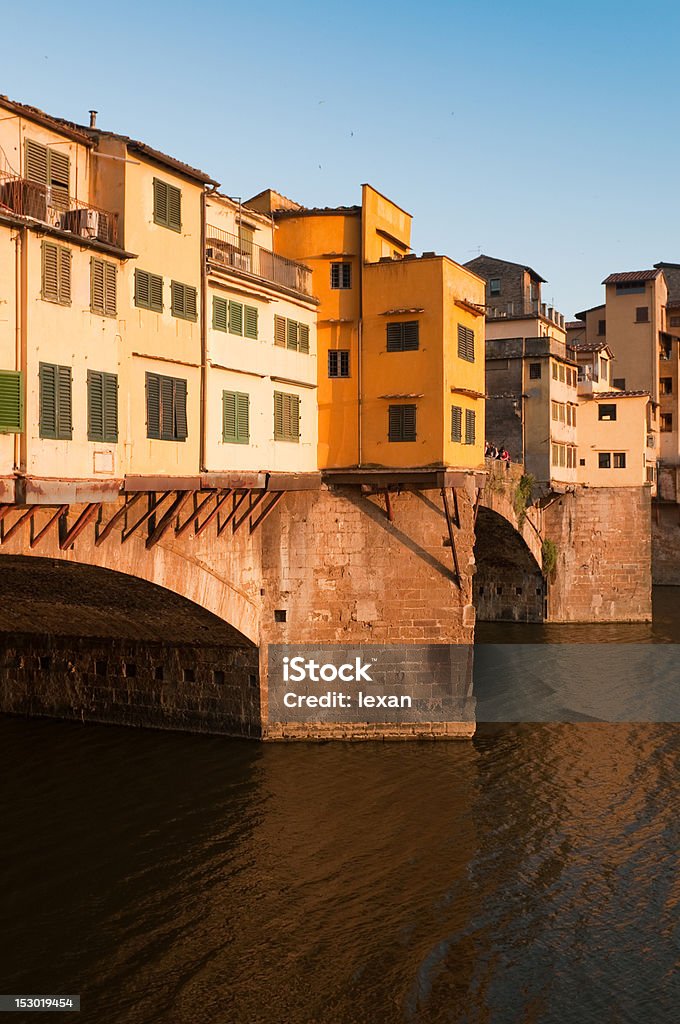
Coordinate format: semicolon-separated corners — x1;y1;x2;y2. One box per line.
4;0;679;316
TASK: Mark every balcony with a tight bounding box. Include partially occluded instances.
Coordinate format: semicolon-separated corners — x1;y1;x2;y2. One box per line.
206;225;313;297
0;171;119;247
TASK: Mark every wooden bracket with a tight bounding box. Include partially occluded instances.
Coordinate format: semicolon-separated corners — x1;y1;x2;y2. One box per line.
121;492;172;545
30;505;69;549
146;491;194;549
95;492;144;547
249;491;283;534
441;487;461;587
175;491;216;537
217;490;250;538
384;489;394;522
194;490;232;538
233;490;268;534
59;503;102;550
1;507;36;545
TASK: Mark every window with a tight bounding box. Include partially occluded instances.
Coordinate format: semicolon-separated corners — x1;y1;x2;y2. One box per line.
613;377;626;390
153;178;181;231
0;370;23;433
134;270;163;312
87;370;118;443
558;364;565;383
171;281;197;322
552;362;558;380
222;391;249;444
599;452;611;469
244;305;258;339
145;372;188;441
239;224;255;256
489;278;501;295
671;316;680;328
272;317;310;352
39;362;72;440
90;257;117;316
567;404;577;428
615;282;645;295
464;408;476;445
646;465;656;483
287;320;299;350
25;139;70;207
388;404;416;442
635;306;649;323
274;315;286;347
451;405;462;442
41;242;71;305
298;324;310;354
551;401;560;421
661;413;673;432
529;363;541;379
660;377;673;395
387;321;419;351
457;323;475;362
580;458;586;466
614;452;626;469
274;391;300;442
567;446;577;469
598;404;617;421
597;319;606;336
328;350;350;378
330;262;351;289
551;443;559;466
600;358;609;382
213;296;228;332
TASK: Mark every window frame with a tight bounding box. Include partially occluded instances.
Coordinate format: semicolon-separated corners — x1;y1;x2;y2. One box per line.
134;269;163;312
41;241;72;306
328;350;350;378
330;262;352;289
90;257;117;317
598;404;617;422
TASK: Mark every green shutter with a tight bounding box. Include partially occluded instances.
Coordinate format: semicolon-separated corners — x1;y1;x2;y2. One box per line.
135;269;150;309
290;394;300;439
103;373;118;442
299;323;310;353
150;274;163;312
56;365;72;439
274;315;286;347
25;139;48;186
465;408;476;445
87;370;104;441
223;391;250;443
389;404;416;442
153;178;168;226
244;305;258;339
274;391;299;441
185;287;197;322
0;371;23;433
229;301;243;335
274;391;284;438
48;149;70;208
174;378;188;441
287;319;299;350
58;247;71;304
146;373;161;439
42;242;59;302
213;296;228;332
104;262;117;316
451;405;462;442
171;280;184;318
91;257;105;313
458;324;475;362
39;363;57;438
236;393;249;441
160;376;174;440
167;184;182;231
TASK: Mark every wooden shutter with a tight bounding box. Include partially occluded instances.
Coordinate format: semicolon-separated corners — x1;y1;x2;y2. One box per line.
39;363;57;438
0;371;23;433
223;391;237;442
465;408;476;445
458;324;474;361
274;315;286;347
171;281;184;318
185;287;197;321
386;323;403;351
287;319;299;350
135;269;150;308
388;404;403;441
91;258;105;314
289;394;300;439
244;305;258;339
403;321;419;350
299;323;310;353
103;372;118;442
402;404;416;441
274;391;284;438
236;393;249;441
58;248;71;304
451;405;462;442
229;301;243;335
56;365;72;439
146;372;161;439
87;370;104;441
48;149;70;208
153;178;168;226
25;139;48;186
213;296;228;331
150;274;163;312
174;378;188;440
42;242;59;302
160;376;174;440
104;263;117;316
167;184;181;231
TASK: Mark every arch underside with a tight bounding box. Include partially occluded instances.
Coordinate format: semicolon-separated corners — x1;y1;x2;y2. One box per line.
474;507;545;623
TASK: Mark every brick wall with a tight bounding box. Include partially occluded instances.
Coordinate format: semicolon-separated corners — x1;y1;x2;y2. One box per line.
652;503;680;585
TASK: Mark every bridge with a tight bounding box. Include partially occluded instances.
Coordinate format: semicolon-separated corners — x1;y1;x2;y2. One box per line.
0;467;651;740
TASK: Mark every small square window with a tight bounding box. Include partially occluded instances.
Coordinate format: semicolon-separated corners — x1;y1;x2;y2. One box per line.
529;363;541;379
95;660;108;676
660;377;673;395
213;669;225;685
614;452;626;469
124;662;137;678
599;452;611;469
613;378;626;390
635;306;649;323
39;655;51;671
489;278;501;295
598;404;617;421
515;586;523;596
330;262;351;289
328;350;350;377
661;413;673;432
579;458;586;466
183;667;195;683
597;319;606;336
274;609;287;622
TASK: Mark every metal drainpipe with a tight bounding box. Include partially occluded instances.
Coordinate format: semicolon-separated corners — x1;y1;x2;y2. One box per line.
357;220;363;467
199;189;208;473
16;226;27;475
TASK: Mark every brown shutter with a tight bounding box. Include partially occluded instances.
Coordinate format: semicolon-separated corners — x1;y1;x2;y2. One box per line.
150;274;163;312
91;258;105;313
42;242;59;302
274;315;286;347
48;149;70;208
58;247;71;304
25;139;48;186
299;323;310;353
104;262;117;316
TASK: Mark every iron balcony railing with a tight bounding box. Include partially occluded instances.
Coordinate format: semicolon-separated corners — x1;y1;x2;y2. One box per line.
206;225;313;297
0;170;119;247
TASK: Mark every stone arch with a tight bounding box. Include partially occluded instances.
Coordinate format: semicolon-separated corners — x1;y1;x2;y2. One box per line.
474;506;545;622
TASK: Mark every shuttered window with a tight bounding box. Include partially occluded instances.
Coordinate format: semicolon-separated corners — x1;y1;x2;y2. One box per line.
274;315;286;347
299;323;310;354
274;391;300;442
87;370;118;443
213;296;228;332
244;305;258;339
41;242;71;305
465;408;476;445
39;362;72;440
451;405;462;442
287;320;299;350
0;371;23;433
91;257;117;316
386;321;419;351
145;372;188;441
134;270;163;311
457;324;475;362
228;300;243;335
222;390;250;444
171;281;197;321
388;404;416;442
328;350;350;377
153;178;182;231
330;262;351;289
25;139;70;208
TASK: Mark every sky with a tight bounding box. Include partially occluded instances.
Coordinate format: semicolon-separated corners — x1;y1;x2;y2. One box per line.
3;0;679;316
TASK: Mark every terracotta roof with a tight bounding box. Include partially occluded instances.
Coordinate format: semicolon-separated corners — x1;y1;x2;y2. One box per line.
602;270;661;285
273;205;361;219
573;303;605;320
593;390;650;399
565;321;586;330
571;341;608;352
0;95;93;146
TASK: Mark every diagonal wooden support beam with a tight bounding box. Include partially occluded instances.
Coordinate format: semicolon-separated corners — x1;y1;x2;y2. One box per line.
59;503;102;550
0;505;16;526
121;492;172;545
146;491;194;549
175;491;216;537
450;486;461;528
194;489;231;538
384;489;394;522
441;487;461;587
1;507;36;544
30;505;69;549
249;491;284;534
95;492;144;547
217;490;249;538
233;490;268;534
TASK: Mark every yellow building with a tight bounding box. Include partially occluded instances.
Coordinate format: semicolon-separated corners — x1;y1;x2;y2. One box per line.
246;184;486;474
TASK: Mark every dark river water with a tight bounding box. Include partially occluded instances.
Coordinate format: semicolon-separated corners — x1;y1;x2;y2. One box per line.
1;589;679;1023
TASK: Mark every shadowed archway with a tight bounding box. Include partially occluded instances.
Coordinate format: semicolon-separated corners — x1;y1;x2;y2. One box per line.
474;507;545;622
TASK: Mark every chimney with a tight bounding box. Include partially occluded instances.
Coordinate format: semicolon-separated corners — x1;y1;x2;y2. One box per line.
89;110;98;129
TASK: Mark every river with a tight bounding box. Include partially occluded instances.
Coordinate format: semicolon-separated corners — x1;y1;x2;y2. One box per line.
1;588;679;1023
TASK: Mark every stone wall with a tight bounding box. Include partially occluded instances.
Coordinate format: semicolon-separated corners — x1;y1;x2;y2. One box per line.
544;487;652;622
652;502;680;585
